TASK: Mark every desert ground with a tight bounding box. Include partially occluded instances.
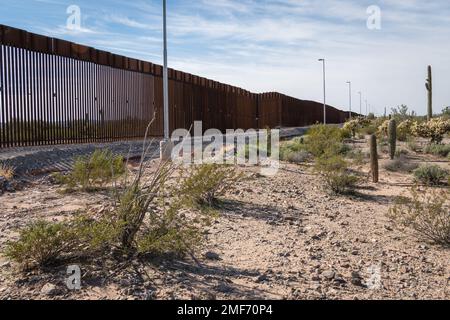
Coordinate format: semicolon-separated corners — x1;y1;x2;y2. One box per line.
0;135;449;300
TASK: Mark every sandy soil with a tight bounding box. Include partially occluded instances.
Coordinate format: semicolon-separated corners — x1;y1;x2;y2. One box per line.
0;138;449;300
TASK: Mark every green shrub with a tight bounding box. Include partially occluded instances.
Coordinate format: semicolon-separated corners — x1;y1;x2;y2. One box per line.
4;220;77;268
305;125;345;158
413;165;449;186
55;150;125;191
279;138;310;163
315;155;360;194
346;149;368;166
360;124;377;136
388;187;449;246
424;144;450;158
179;164;243;207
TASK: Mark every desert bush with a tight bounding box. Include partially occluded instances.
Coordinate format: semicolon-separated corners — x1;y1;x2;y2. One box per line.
346;149;368;166
179;164;243;207
359;123;377;136
281;150;310;164
0;162;15;180
407;137;421;153
315;155;360;194
383;155;418;173
395;149;409;157
377;120;390;138
411;117;450;144
343;118;371;138
424;144;450;158
397;120;414;142
55;150;125;191
305;125;345;158
4;220;78;268
279;138;310;163
413;165;449;186
388;187;449;246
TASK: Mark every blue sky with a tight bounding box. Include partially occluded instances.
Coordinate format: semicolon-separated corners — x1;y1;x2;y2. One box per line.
1;0;450;115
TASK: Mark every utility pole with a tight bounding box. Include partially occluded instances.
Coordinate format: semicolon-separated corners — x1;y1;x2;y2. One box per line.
358;91;362;117
318;59;326;124
160;0;173;160
346;81;352;119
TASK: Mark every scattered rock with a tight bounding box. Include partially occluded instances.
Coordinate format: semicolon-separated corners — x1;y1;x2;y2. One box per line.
256;274;269;283
204;251;221;261
40;283;59;296
351;272;365;287
322;271;336;281
215;283;234;293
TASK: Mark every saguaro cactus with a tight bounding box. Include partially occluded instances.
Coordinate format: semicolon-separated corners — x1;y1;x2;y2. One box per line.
388;119;397;160
370;134;379;183
426;65;433;121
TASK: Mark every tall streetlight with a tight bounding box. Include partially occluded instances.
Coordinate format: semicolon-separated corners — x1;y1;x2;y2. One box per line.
346;81;352;120
160;0;173;160
358;91;362;117
318;59;326;124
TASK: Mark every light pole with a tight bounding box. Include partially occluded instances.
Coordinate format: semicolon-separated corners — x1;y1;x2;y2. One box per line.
160;0;173;160
318;59;326;124
358;91;362;117
346;81;352;120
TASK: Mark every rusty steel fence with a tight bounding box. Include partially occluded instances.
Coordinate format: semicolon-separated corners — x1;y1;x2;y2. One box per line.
0;24;355;148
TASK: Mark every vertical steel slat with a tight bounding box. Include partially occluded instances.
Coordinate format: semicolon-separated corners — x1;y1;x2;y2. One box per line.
17;48;24;146
45;53;51;145
0;45;4;148
62;56;68;144
24;49;31;145
83;60;88;143
87;61;92;143
68;56;73;143
120;68;125;139
5;46;11;147
55;54;60;144
76;59;81;144
13;47;20;146
32;51;38;145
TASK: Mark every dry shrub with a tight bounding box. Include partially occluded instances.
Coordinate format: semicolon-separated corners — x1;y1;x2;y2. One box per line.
54;149;125;191
383;155;418;173
4;220;78;268
280;138;310;164
0;162;15;180
315;155;360;194
179;164;243;207
413;165;449;186
424;144;450;158
388;187;450;246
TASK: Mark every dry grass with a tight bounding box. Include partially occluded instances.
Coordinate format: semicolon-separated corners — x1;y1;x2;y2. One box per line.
0;163;15;180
